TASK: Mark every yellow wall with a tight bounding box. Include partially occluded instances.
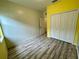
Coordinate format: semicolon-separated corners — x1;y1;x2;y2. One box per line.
0;26;7;59
47;0;79;45
74;15;79;45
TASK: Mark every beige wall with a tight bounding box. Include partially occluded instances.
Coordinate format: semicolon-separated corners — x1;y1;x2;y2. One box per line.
0;0;41;48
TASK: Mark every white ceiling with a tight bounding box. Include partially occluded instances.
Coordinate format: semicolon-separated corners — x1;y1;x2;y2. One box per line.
8;0;54;11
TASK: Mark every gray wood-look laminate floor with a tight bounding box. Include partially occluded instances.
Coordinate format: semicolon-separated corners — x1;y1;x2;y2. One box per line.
8;34;78;59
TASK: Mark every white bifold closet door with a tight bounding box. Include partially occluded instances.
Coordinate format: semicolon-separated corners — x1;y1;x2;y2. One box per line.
50;10;78;44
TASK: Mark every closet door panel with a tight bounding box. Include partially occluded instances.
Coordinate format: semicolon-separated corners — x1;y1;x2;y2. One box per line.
51;14;60;39
65;11;78;43
60;13;68;42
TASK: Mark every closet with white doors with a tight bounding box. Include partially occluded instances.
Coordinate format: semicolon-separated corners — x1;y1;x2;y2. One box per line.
50;10;79;44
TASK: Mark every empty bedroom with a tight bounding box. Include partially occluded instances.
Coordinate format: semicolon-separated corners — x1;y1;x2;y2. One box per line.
0;0;79;59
